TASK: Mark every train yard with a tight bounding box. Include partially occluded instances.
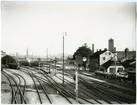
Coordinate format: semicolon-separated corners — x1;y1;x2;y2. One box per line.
1;66;136;104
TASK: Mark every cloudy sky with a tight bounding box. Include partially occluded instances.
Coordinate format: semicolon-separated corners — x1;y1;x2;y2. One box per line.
1;1;136;57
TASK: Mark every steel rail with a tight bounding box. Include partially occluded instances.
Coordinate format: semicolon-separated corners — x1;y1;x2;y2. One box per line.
3;70;27;104
79;77;131;104
34;66;98;104
9;71;27;103
2;71;17;104
56;75;102;104
21;67;73;104
28;71;43;104
58;75;113;104
58;72;120;104
30;72;52;104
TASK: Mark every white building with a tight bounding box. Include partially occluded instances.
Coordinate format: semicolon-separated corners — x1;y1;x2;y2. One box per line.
100;50;117;65
106;62;125;74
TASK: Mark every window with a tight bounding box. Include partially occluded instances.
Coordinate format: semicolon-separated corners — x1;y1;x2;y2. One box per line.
103;57;105;60
109;68;115;74
118;68;123;72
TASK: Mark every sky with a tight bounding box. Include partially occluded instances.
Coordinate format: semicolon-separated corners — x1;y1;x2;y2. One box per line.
1;1;136;57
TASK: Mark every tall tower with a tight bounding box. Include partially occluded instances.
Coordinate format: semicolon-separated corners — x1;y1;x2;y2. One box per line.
108;38;114;52
26;47;29;57
47;48;48;60
92;44;94;53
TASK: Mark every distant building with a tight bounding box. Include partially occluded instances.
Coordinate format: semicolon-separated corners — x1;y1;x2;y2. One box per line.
116;50;136;61
108;38;114;52
92;44;94;53
16;52;18;57
67;56;75;64
1;51;6;57
26;47;29;57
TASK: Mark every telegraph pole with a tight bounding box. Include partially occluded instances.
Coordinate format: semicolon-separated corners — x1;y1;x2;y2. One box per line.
75;65;79;102
63;32;67;85
47;48;48;60
55;57;57;74
75;55;83;103
63;35;65;84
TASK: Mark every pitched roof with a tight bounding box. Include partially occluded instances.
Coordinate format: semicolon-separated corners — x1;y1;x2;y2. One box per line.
120;59;136;68
101;60;123;69
91;49;107;59
101;60;113;69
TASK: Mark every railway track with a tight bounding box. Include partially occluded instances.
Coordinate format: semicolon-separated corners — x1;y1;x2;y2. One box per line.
55;75;103;104
23;67;75;104
5;66;135;104
2;71;17;104
56;74;118;104
2;70;27;104
33;67;127;104
28;71;52;104
20;67;74;104
77;73;136;104
37;67;105;104
79;77;134;104
82;73;136;96
6;70;27;101
58;70;135;104
23;66;96;104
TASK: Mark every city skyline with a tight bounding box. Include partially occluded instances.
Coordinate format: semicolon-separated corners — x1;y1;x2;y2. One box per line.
1;1;136;56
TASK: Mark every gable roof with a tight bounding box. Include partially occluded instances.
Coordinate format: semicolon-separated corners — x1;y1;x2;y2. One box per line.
120;59;136;68
91;49;107;59
101;59;114;69
101;60;123;69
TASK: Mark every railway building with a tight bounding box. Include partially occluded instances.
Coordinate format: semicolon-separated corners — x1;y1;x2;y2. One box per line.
2;55;18;65
101;61;125;74
99;50;117;65
1;55;29;69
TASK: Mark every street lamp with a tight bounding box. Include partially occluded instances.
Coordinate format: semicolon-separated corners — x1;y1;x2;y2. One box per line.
83;57;87;62
83;57;87;71
63;32;67;85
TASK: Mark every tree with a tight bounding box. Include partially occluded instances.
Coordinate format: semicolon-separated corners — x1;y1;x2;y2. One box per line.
73;43;93;70
73;43;93;59
88;48;107;72
88;59;99;72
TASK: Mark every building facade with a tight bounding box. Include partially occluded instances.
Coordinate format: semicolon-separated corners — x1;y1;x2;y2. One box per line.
99;51;117;66
106;62;125;74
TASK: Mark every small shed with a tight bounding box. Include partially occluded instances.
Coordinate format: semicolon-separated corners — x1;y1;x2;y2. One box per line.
107;62;125;74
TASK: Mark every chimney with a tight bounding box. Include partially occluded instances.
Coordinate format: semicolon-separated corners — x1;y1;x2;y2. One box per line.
125;48;129;59
92;44;94;53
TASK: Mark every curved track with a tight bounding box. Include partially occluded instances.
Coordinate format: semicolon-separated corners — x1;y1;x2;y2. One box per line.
2;70;27;104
